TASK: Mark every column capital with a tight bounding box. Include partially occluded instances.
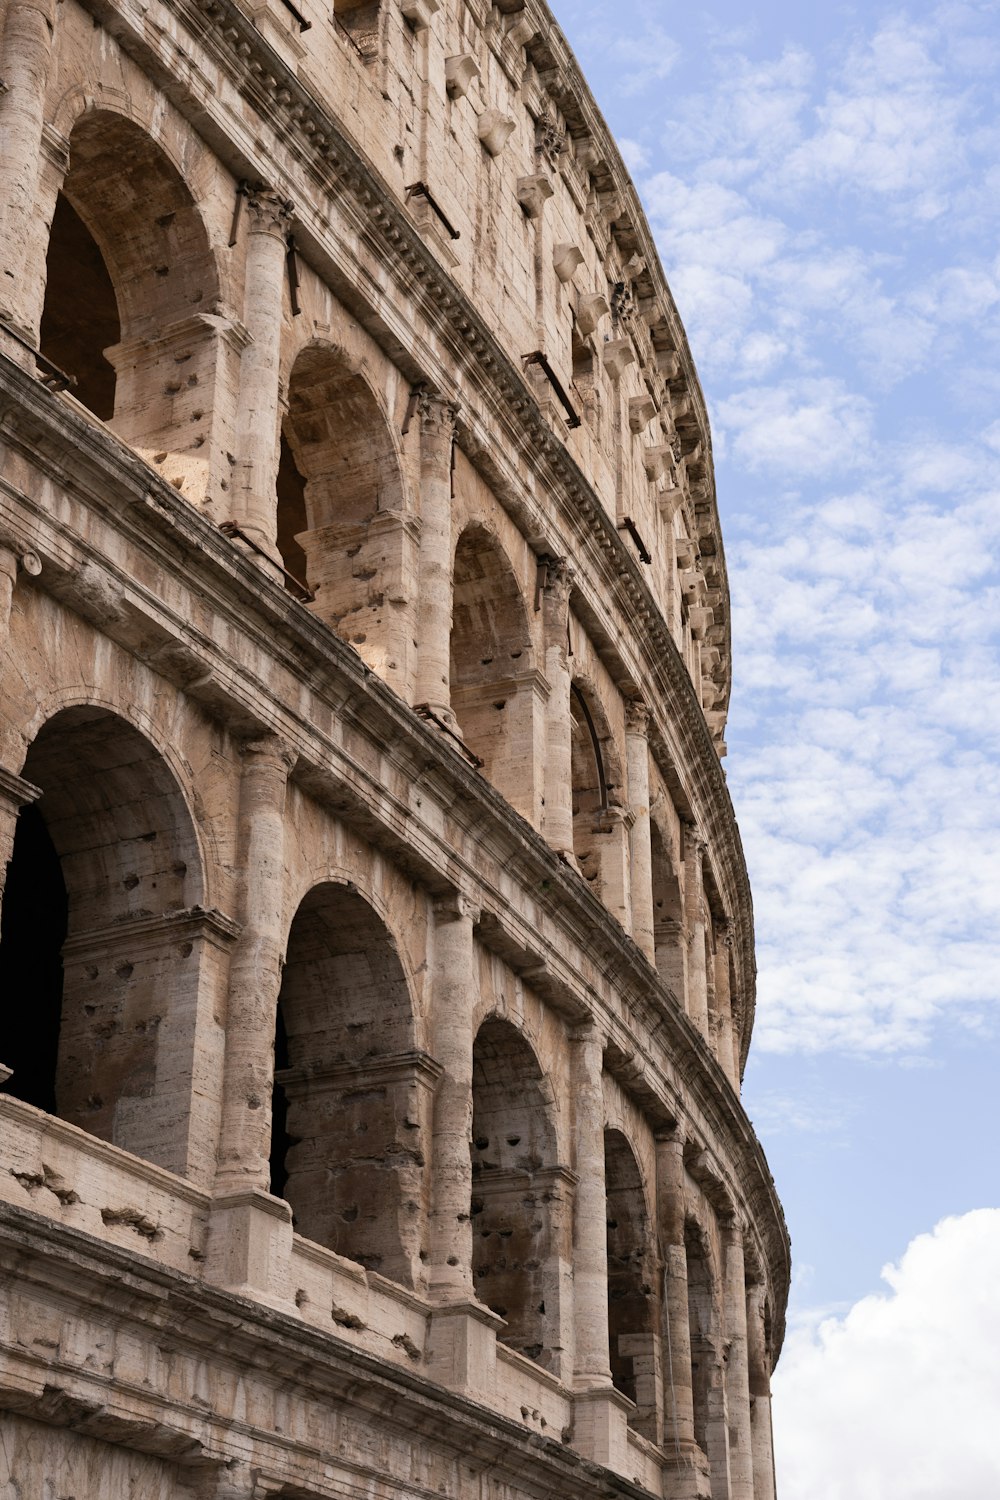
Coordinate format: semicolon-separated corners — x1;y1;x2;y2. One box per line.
241;732;297;772
624;697;651;736
539;553;574;603
682;820;707;858
245;186;294;238
415;384;461;439
432;890;480;925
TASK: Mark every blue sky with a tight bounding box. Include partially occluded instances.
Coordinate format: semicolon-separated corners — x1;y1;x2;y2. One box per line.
551;1;1000;1491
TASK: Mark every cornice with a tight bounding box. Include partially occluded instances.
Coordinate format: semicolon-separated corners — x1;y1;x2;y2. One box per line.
81;0;755;1069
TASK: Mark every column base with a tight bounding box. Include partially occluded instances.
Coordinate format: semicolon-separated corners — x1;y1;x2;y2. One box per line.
572;1384;633;1472
204;1188;294;1310
425;1299;505;1403
661;1440;714;1499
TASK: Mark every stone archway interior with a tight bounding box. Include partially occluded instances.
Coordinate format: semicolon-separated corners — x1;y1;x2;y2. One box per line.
470;1017;561;1365
270;882;429;1288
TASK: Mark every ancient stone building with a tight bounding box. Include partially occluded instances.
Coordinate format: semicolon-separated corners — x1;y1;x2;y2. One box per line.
0;0;789;1496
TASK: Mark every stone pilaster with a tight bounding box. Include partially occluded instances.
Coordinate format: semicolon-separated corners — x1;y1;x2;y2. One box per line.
427;890;480;1300
414;390;460;722
231;189;293;551
539;556;575;859
656;1130;712;1500
214;734;295;1195
0;0;57;347
722;1219;755;1500
625;699;655;961
746;1280;777;1500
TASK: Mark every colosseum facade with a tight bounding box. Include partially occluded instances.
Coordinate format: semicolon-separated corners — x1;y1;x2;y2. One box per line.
0;0;789;1495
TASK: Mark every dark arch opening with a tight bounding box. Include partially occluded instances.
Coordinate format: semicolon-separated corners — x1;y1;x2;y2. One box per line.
0;804;68;1112
0;707;203;1171
605;1128;658;1438
39;194;120;418
570;679;618;885
471;1017;561;1366
270;882;428;1287
651;820;685;998
280;347;407;671
38;111;220;496
686;1223;715;1460
451;525;533;798
275;432;310;593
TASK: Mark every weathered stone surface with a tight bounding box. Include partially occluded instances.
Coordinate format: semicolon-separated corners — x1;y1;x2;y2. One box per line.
0;0;787;1496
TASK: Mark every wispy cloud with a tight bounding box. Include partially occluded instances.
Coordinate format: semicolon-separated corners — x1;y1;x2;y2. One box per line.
624;4;1000;1057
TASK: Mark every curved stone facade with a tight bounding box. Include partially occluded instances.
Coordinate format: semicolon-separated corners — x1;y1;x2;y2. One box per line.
0;0;788;1497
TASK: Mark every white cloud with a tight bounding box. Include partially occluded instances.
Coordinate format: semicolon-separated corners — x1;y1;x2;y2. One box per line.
717;378;873;475
781;17;970;214
774;1211;1000;1499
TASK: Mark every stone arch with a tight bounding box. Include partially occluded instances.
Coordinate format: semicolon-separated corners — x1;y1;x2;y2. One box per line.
570;677;624;891
650;816;685;1000
685;1217;723;1468
269;879;433;1288
450;523;535;809
470;1015;569;1369
39;108;223;498
0;705;218;1178
604;1127;659;1439
279;344;412;682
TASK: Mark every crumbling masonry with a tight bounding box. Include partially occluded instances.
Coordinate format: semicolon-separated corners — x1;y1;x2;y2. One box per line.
0;0;789;1495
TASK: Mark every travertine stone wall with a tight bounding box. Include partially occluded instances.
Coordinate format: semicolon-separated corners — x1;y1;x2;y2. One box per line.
0;0;787;1496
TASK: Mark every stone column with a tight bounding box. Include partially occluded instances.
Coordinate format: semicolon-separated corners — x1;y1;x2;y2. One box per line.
214;734;295;1194
570;1020;612;1388
723;1219;755;1500
746;1280;777;1500
414;390;460;721
425;892;505;1404
540;557;574;859
656;1130;712;1500
427;891;480;1301
570;1019;634;1472
625;699;655;961
0;0;57;345
684;824;709;1036
231;188;293;551
207;734;296;1305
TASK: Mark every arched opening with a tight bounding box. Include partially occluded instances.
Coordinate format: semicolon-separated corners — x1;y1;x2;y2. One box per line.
39;111;221;497
471;1017;565;1367
275;432;309;591
570;680;608;884
269;882;431;1288
450;525;534;809
39;194;120;418
0;805;67;1112
0;707;207;1175
651;820;686;1000
605;1129;659;1438
685;1222;717;1464
570;680;629;926
280;347;410;681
